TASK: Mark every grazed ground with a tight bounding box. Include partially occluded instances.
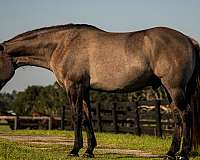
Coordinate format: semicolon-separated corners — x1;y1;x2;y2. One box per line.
0;134;161;158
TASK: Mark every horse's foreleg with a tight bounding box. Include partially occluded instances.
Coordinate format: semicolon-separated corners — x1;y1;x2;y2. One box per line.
67;83;84;157
82;91;97;158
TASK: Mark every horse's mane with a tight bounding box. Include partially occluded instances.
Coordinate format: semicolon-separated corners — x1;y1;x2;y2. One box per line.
5;24;101;43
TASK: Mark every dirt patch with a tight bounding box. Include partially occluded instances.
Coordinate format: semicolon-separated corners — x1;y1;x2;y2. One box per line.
0;134;73;145
0;134;161;158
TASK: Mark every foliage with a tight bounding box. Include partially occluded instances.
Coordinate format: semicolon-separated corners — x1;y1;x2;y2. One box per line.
0;83;168;116
0;92;15;112
128;86;168;102
0;83;68;116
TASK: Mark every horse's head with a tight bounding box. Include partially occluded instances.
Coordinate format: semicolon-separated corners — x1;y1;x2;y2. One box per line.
0;43;15;90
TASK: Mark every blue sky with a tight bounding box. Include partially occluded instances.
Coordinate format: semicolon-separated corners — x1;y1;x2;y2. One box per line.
0;0;200;93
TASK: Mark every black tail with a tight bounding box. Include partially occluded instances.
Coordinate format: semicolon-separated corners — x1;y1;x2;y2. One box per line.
188;38;200;150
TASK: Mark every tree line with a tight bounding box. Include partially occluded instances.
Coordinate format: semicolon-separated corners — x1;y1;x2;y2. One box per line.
0;83;168;116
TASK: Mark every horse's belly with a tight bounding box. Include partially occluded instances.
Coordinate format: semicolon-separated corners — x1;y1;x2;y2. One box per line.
90;69;152;92
89;39;152;92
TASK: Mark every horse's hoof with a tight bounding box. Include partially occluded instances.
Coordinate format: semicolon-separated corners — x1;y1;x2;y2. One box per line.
176;156;189;160
163;155;176;160
68;153;79;157
68;151;79;157
83;152;94;158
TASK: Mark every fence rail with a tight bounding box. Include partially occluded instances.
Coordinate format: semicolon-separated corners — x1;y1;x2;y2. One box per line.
0;99;176;137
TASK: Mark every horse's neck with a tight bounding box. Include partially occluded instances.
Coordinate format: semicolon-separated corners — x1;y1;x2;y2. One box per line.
4;34;61;70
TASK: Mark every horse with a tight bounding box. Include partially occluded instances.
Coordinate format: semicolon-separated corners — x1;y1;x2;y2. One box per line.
32;111;60;129
0;24;199;160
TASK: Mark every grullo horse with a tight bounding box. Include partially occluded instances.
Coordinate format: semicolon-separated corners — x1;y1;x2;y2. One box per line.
0;24;199;159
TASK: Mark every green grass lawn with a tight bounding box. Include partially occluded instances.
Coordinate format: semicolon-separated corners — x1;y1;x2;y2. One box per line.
0;126;199;160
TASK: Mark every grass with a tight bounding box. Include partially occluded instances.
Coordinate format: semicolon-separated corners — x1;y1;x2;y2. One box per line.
0;126;199;159
1;129;171;154
0;134;161;160
0;139;69;160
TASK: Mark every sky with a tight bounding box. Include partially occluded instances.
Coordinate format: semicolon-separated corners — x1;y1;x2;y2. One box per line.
0;0;200;93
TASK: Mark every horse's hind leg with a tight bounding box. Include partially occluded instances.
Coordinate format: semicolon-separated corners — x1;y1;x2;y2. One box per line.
179;104;192;159
82;90;97;158
162;85;188;160
165;106;182;160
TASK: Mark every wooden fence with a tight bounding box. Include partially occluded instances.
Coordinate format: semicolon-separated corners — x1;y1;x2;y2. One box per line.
0;99;175;137
65;99;175;137
0;116;54;130
90;99;173;137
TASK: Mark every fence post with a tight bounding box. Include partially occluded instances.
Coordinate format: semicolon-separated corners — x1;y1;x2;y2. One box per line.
155;100;162;137
61;105;66;130
14;116;18;130
134;101;141;136
48;116;52;130
112;103;118;133
96;103;102;132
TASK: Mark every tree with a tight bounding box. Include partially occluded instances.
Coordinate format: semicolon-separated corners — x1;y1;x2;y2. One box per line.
0;93;14;112
11;86;42;115
9;83;68;116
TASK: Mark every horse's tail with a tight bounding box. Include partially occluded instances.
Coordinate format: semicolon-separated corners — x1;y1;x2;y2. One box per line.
188;37;200;150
